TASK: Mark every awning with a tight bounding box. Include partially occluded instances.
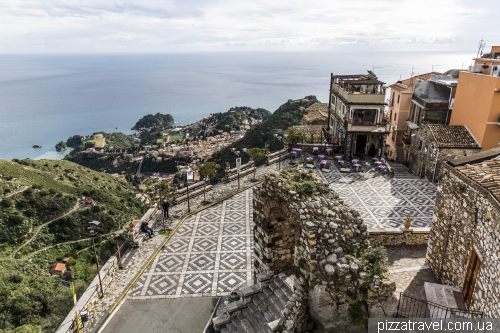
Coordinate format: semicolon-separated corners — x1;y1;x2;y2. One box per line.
404;120;419;130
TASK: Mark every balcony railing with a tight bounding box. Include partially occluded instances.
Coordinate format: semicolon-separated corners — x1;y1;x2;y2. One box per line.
397;293;483;318
331;84;386;104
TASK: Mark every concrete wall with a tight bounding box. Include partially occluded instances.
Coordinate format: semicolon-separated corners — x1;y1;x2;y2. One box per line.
450;71;500;150
368;228;430;246
426;163;500;317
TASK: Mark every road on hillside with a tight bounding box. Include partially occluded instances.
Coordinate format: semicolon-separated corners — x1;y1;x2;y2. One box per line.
99;298;216;333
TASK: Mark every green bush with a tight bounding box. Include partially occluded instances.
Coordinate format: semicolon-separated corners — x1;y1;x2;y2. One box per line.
359;246;388;279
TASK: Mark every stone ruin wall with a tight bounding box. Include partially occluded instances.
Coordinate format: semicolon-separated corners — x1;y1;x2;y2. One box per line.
426;163;500;318
253;169;397;333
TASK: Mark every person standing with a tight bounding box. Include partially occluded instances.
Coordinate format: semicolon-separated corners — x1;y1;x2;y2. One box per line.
162;200;170;218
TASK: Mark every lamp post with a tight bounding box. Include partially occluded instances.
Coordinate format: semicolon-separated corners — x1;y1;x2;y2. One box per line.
231;148;242;189
273;134;287;170
176;162;191;213
87;220;104;298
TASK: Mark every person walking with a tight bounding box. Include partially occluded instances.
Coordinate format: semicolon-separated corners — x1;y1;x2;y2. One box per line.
162;200;170;218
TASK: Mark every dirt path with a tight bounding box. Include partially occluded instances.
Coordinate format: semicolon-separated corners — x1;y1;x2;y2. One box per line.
12;201;80;259
22;229;125;260
1;185;30;200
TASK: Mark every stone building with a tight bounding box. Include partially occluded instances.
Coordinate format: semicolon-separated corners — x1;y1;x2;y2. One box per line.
409;124;481;180
252;169;396;332
426;147;500;317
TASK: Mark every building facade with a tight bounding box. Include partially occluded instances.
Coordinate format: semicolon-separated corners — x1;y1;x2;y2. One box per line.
450;46;500;151
426;147;500;317
402;72;459;162
325;71;390;159
386;73;436;162
408;124;481;180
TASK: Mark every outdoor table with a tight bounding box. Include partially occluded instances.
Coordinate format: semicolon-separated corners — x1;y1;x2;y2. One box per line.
312;147;319;154
378;165;386;171
352;159;359;164
318;154;325;160
371;157;379;162
338;160;344;165
291;151;297;158
320;160;327;165
292;148;302;153
326;148;332;155
334;156;342;163
353;163;361;171
306;157;313;161
375;161;383;165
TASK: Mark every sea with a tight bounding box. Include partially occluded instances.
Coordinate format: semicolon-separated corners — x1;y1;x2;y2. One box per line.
0;51;473;161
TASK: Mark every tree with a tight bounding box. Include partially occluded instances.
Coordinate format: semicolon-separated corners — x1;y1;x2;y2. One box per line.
246;148;267;179
284;127;306;147
197;162;217;203
55;141;67;152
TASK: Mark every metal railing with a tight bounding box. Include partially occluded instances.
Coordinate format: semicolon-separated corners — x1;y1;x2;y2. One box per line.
397;293;484;318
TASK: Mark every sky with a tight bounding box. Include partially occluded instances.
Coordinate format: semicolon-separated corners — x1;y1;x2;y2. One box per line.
0;0;498;53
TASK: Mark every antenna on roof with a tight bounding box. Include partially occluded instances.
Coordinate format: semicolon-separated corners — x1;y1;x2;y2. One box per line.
476;39;486;59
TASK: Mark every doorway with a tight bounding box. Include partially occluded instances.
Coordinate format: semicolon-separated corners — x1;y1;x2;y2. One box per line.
356;135;367;154
462;249;481;308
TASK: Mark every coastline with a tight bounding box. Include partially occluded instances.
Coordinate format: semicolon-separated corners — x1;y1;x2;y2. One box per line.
33;148;74;160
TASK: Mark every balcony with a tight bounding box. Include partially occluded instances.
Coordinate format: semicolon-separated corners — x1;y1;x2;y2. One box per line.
402;134;411;145
331;83;386;105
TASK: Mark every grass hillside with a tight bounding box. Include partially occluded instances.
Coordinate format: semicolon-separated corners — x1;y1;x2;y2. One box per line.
0;158;147;332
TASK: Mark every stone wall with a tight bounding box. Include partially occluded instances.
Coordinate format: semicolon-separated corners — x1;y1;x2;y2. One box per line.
426;163;500;317
368;228;430;246
253;169;397;333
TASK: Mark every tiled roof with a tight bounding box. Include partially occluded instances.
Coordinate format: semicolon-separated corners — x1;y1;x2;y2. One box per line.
456;156;500;202
50;263;66;272
427;125;481;149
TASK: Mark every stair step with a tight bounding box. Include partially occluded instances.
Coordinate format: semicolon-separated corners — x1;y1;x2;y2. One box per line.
227;300;246;313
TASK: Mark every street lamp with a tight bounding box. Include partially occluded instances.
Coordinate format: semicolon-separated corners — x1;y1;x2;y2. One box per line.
176;162;191;213
87;220;104;298
231;148;243;189
273;134;287;170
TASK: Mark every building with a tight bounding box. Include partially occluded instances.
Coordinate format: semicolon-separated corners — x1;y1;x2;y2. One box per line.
450;46;500;151
325;71;390;158
408;124;481;179
402;72;459;162
50;262;67;276
385;73;437;162
426;147;500;317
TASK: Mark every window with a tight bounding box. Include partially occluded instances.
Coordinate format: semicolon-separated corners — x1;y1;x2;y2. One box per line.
392;92;395;105
394;113;397;121
397;94;400;104
390;110;392;120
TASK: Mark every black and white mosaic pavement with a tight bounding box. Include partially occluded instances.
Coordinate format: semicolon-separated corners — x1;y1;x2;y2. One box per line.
128;190;253;299
320;162;436;229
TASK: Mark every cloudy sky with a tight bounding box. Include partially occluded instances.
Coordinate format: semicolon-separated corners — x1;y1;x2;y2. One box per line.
1;0;498;53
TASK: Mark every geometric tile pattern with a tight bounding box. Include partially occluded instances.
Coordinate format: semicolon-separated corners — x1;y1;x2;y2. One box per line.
128;189;253;299
320;161;436;229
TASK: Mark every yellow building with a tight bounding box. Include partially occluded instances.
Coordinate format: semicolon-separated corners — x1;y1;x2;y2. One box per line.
450;46;500;150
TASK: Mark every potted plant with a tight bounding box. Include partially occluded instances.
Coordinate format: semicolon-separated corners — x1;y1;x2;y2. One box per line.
340;162;351;173
225;162;230;171
360;167;365;173
403;214;412;229
389;167;395;178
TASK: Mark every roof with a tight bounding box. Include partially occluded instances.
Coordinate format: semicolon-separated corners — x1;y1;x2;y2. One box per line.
345;79;385;85
389;82;410;92
455;153;500;202
449;147;500;167
427;125;481;149
404;120;419;130
50;263;66;272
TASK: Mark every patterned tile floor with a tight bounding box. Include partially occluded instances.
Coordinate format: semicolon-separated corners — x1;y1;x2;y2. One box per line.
320;161;436;229
128;190;254;299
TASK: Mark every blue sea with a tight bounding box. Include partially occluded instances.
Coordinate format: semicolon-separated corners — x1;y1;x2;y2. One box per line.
0;51;472;160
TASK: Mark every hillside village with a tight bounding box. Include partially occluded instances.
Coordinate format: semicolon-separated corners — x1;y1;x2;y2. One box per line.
2;47;500;333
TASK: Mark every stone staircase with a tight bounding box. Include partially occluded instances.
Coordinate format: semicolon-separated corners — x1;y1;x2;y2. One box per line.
212;272;294;333
396;145;405;163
